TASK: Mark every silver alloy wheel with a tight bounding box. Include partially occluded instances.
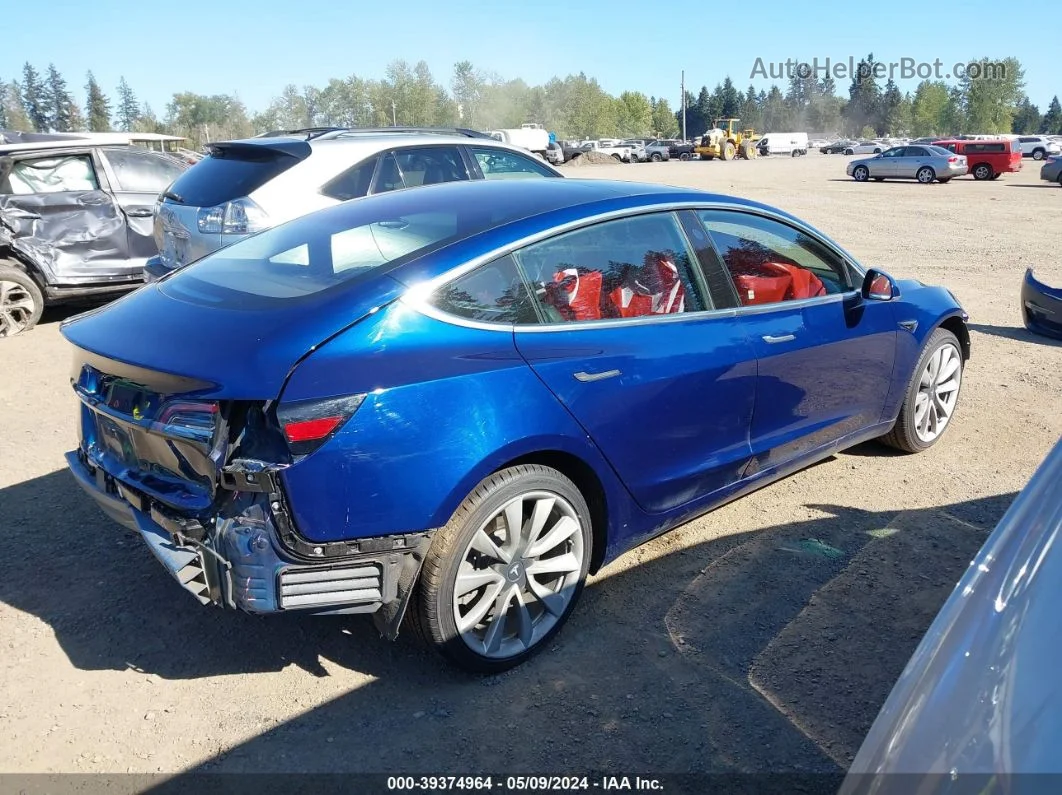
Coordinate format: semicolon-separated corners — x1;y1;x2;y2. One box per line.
0;279;36;337
453;491;585;660
917;167;935;184
913;342;962;443
853;165;869;181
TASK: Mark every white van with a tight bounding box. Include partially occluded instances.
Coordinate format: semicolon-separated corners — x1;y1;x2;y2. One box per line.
757;132;809;157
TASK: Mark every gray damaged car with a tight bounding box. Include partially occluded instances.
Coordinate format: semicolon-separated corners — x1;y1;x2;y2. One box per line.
0;131;188;337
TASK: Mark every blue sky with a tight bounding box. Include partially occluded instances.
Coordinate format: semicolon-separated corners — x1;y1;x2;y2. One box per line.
1;0;1053;116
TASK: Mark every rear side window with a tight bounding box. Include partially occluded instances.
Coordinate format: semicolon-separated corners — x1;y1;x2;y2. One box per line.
103;148;186;193
321;156;377;201
165;147;302;207
470;147;558;180
430;255;538;324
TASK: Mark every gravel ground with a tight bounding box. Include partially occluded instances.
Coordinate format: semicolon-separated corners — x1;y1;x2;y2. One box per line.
1;153;1060;782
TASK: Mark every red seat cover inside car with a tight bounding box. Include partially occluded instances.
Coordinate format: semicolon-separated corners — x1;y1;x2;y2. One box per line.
547;269;603;321
730;261;825;305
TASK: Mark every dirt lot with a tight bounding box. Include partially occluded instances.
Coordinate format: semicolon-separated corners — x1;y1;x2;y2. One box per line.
1;153;1060;782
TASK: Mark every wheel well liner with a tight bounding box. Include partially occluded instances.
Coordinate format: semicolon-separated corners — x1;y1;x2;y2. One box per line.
496;450;609;574
939;314;971;361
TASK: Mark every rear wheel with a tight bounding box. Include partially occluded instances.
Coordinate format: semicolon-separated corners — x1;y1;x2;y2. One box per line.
916;166;936;184
1032;148;1046;161
0;263;44;338
411;465;592;673
611;154;622;162
972;163;993;180
680;152;691;161
844;148;855;155
881;328;964;453
651;153;662;162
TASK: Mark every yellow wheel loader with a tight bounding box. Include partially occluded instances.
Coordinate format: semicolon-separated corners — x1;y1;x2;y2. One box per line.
694;118;761;161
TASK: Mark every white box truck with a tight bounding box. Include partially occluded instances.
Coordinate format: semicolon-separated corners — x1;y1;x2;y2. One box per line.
757;132;809;157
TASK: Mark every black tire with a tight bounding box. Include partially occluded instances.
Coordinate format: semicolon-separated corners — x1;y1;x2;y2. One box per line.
844;148;855;155
938;177;951;183
680;152;690;161
852;165;870;182
1032;148;1045;161
1058;174;1062;186
650;153;663;162
873;177;885;181
916;166;936;184
991;173;1002;180
880;328;964;453
411;464;593;673
972;163;993;180
611;154;622;162
0;262;45;338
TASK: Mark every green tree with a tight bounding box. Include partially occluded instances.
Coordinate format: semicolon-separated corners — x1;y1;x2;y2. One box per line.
843;54;881;136
961;57;1024;133
880;79;903;134
85;72;111;131
44;64;74;132
941;86;966;134
911;80;950;136
115;76;139;131
4;81;30;131
21;63;48;131
615;91;653;137
1010;97;1040;134
1039;95;1061;134
650;97;677;137
0;81;6;130
451;61;484;127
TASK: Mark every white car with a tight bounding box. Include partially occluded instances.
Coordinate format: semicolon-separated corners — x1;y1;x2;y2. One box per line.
844;141;886;155
148;128;564;281
1016;135;1062;160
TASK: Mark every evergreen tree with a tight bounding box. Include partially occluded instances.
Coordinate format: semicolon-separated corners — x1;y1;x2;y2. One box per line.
85;71;112;132
21;63;49;131
115;76;139;131
45;63;73;132
0;81;7;130
1040;96;1062;134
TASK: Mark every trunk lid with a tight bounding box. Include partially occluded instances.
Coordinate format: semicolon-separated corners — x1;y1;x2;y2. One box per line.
63;273;402;513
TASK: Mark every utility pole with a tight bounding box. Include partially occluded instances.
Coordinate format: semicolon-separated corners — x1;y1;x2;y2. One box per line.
681;70;687;142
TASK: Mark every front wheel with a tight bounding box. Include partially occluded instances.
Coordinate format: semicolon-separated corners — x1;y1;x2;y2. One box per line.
411;465;592;673
852;165;870;182
881;328;964;453
0;264;44;338
916;166;936;184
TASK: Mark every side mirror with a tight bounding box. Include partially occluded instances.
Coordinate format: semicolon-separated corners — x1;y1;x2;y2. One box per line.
862;269;898;301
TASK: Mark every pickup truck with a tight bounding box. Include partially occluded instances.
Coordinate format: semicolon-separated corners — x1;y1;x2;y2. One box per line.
577;140;634;162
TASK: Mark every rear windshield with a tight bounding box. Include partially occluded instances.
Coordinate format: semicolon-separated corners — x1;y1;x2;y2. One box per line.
158;182;568;307
163;147;302;207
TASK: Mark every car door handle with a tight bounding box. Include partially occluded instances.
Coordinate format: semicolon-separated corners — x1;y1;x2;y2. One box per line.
761;334;796;343
126;208;154;218
573;369;621;382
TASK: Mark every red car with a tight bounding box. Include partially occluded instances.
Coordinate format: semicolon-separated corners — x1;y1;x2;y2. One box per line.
934;138;1022;180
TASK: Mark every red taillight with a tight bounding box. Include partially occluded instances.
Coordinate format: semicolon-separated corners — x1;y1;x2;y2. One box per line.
276;394;367;455
283;416;345;444
948;156;959;163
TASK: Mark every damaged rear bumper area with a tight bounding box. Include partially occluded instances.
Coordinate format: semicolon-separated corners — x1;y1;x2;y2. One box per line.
65;448;434;635
1022;268;1062;341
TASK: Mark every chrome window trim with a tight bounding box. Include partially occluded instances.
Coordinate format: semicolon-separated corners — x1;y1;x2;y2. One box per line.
402;200;863;333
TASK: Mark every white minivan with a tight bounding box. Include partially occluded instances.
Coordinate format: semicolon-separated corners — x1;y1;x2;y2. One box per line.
757;132;809;157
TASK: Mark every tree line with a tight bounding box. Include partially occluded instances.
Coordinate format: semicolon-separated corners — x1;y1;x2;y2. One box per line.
0;56;1056;150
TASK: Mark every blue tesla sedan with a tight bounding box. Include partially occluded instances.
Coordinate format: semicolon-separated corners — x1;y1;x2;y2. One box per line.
62;178;970;672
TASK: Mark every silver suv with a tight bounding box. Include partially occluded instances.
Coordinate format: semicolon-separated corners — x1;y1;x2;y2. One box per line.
147;127;563;280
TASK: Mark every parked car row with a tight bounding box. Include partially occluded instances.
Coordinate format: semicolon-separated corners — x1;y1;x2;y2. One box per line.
846;137;1032;184
0;127;565;335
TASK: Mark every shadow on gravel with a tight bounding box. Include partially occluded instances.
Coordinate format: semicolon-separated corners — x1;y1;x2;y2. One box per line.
968;322;1062;347
0;466;1014;775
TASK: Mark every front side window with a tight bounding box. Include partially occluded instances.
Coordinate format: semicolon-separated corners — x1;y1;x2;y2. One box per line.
698;210;849;307
429;255;538;324
881;148;903;158
7;155;99;194
513;213;707;323
470;147;558;180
